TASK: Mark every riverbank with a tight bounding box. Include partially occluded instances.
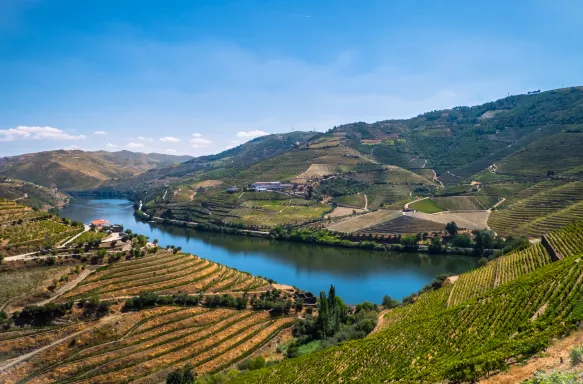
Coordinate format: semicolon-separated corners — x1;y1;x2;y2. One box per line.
60;197;480;304
136;210;480;256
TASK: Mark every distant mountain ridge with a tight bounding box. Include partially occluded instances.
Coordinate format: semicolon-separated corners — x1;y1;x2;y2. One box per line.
0;150;193;191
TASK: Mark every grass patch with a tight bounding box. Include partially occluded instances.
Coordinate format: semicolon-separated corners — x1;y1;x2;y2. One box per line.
409;199;445;213
0;266;70;307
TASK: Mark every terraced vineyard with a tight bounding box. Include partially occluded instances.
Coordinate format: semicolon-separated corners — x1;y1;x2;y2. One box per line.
60;251;269;301
545;221;583;258
3;306;294;383
488;181;583;237
432;195;500;211
359;215;445;235
238;248;583;383
0;201;83;254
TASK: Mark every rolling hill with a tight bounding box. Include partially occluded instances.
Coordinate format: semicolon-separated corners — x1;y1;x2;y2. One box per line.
79;86;583;237
0;150;192;191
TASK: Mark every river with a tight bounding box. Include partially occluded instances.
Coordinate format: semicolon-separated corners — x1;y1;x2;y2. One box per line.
60;197;478;304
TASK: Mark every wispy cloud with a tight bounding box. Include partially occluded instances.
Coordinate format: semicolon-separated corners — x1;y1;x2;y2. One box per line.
236;130;269;138
0;126;86;142
164;149;177;154
127;142;146;149
94;130;107;135
160;136;180;143
191;137;212;148
107;143;118;148
192;133;203;137
131;136;154;142
63;145;81;150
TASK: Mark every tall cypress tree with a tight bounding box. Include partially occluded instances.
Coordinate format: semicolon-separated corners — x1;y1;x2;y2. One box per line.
316;291;330;338
328;285;340;334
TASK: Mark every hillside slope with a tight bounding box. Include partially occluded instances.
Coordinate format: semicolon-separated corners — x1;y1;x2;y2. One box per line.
0;150;192;191
238;221;583;383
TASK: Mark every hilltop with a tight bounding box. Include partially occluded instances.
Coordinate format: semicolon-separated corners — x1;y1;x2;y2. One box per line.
89;86;583;239
0;150;192;192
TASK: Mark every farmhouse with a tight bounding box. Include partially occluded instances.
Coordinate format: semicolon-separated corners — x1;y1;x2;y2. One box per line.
91;219;110;230
251;182;293;191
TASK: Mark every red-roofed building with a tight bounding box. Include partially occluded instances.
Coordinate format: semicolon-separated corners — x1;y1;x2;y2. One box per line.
91;219;110;230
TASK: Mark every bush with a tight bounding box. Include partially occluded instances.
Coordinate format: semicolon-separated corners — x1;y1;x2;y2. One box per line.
570;346;583;365
166;364;195;384
237;356;266;371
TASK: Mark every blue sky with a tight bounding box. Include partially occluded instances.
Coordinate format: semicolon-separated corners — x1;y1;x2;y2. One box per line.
1;0;582;157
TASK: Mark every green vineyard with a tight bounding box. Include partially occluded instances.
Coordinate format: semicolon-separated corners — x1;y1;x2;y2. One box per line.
239;254;583;383
237;221;583;383
0;201;83;254
488;181;583;237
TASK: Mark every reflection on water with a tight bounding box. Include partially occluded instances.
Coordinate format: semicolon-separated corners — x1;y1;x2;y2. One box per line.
61;197;479;304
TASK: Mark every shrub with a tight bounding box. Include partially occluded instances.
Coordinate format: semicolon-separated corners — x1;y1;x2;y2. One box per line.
570;346;583;365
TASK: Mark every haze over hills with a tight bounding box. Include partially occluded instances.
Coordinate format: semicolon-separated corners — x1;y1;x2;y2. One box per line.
0;150;192;191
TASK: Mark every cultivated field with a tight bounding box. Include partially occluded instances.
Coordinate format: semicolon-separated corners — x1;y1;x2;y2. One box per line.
60;251;270;301
1;306;294;383
359;215;445;235
432;196;501;211
488;181;583;237
404;211;491;230
408;198;444;213
326;207;365;218
238;221;583;383
0;201;84;254
0;266;72;311
325;210;401;233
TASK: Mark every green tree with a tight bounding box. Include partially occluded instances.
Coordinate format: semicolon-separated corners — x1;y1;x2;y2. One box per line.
166;364;195;384
382;295;400;309
445;221;458;236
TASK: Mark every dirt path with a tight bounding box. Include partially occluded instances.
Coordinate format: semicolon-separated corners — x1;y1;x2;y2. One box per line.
404;196;428;210
480;328;583;383
370;310;389;335
490;197;506;210
432;169;444;188
0;314;122;374
363;194;368;210
36;268;94;306
60;224;90;248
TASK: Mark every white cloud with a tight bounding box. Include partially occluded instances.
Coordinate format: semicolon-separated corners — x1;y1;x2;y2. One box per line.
132;136;154;142
0;126;86;142
127;142;146;149
63;145;81;150
192;133;202;137
236;130;269;138
163;149;177;154
160;136;180;143
106;143;118;148
94;130;107;135
224;145;236;150
191;137;212;148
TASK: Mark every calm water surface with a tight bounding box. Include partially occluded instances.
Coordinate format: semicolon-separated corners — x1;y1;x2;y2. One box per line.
61;198;479;304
